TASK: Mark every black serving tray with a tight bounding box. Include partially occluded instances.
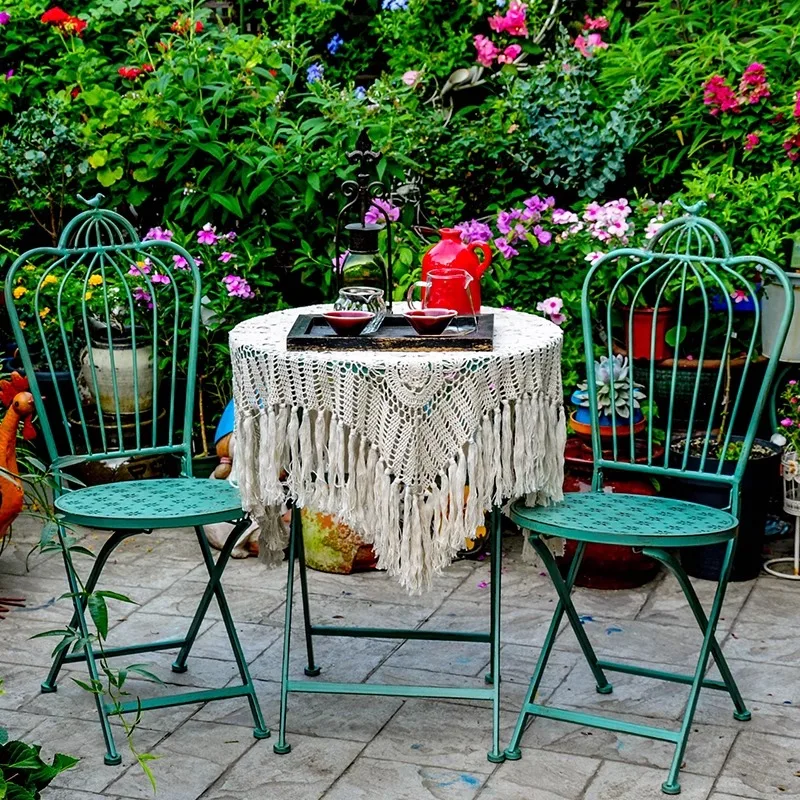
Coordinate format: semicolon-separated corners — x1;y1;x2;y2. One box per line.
286;313;494;351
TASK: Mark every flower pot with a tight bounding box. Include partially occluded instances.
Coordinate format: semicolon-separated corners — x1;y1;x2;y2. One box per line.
667;436;780;581
762;273;800;363
625;306;673;361
301;509;378;574
558;437;662;589
569;409;646;441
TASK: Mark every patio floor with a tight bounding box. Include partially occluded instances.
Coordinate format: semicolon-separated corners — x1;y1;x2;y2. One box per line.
1;512;799;800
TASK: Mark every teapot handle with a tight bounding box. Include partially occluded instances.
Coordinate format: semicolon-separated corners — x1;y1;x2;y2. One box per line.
468;242;492;276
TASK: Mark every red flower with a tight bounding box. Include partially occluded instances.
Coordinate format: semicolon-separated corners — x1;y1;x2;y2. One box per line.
41;7;71;24
63;15;86;35
702;74;740;116
170;14;202;34
784;133;800;162
70;86;80;98
195;20;203;32
141;62;154;72
268;68;277;77
118;66;142;80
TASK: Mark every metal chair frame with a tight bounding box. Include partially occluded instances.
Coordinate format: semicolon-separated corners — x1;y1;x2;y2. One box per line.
504;204;794;794
5;197;268;764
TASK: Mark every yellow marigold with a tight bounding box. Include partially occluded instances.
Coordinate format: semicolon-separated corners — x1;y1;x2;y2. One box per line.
84;291;93;301
19;320;26;328
39;307;50;319
88;274;104;286
42;274;58;286
12;286;27;299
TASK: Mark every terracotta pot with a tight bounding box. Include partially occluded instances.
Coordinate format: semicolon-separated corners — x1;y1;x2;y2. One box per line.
569;410;646;441
557;437;662;590
625;306;673;361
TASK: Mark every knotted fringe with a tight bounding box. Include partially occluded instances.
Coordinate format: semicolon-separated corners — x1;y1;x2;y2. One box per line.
232;393;566;593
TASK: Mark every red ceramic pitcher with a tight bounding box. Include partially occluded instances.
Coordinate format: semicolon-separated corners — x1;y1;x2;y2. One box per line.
422;228;492;312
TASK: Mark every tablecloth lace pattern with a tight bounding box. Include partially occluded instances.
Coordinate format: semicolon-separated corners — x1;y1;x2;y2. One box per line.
231;306;566;592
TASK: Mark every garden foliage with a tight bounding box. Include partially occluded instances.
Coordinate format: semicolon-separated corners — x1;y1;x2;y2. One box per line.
1;0;799;402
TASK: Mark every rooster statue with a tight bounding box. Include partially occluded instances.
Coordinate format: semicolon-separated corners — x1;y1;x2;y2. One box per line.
0;371;36;619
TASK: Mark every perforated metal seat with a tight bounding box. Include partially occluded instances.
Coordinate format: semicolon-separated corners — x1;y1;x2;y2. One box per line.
55;478;245;530
510;492;737;548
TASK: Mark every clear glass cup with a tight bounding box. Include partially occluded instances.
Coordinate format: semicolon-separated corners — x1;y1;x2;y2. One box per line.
334;286;386;334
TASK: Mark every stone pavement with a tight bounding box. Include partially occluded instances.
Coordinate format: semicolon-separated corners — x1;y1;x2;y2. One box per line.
1;513;799;800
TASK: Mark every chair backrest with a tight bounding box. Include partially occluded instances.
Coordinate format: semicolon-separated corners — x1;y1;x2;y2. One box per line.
580;202;793;506
4;196;202;475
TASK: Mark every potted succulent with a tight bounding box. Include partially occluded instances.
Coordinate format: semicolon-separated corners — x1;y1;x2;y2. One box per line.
570;354;646;439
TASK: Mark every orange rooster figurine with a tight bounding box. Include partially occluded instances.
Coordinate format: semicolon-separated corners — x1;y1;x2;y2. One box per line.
0;371;36;619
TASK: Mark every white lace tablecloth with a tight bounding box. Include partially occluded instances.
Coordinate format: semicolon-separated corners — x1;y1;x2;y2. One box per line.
230;304;566;592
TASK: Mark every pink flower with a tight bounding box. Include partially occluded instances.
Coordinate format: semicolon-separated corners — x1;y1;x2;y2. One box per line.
197;222;218;246
129;258;152;276
133;286;153;310
794;90;800;119
332;250;350;271
731;289;747;303
218;251;234;263
223;274;255;299
497;44;522;64
494;237;519;259
781;417;794;428
402;70;422;86
225;230;237;241
583;14;609;30
533;225;552;245
474;35;499;67
744;132;760;152
489;0;528;37
144;226;173;241
784;134;800;161
585;251;604;265
575;33;607;57
537;296;565;325
791;380;798;385
552;209;579;225
0;11;10;24
364;198;400;225
645;218;664;239
151;273;171;285
703;75;740;116
738;63;770;104
173;254;190;270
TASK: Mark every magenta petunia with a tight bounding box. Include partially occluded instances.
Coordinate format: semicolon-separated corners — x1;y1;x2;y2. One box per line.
218;251;234;263
223;274;255;299
173;254;189;270
197;222;219;246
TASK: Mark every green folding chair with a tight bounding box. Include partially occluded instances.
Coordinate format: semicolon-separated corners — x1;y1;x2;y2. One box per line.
5;196;268;765
504;204;793;794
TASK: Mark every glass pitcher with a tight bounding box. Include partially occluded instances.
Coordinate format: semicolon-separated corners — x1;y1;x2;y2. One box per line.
406;267;477;334
334;286;387;334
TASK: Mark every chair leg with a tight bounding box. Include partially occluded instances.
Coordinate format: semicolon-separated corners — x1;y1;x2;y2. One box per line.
54;525;122;766
505;538;592;759
487;507;505;763
42;529;142;694
171;519;250;674
643;546;750;722
294;507;320;677
531;535;612;693
274;504;299;755
652;539;739;795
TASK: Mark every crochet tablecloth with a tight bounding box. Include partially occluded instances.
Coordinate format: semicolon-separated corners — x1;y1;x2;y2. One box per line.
230;304;565;592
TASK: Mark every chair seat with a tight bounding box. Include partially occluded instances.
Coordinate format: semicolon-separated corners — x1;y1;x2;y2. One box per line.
510;492;737;548
55;478;245;530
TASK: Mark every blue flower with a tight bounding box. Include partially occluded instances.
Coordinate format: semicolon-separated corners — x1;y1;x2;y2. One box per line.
381;0;408;9
327;33;344;55
354;86;367;100
306;62;324;84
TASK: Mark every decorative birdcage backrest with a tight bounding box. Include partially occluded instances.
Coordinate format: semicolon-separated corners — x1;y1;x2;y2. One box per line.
4;196;202;473
580;203;793;502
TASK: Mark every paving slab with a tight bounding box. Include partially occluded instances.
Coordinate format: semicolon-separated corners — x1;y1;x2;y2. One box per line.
715;730;800;799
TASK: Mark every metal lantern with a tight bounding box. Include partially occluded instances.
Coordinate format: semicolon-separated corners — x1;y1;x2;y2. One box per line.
333;130;394;312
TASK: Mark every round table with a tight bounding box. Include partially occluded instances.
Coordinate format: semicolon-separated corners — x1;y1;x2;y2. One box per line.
230;304;565;593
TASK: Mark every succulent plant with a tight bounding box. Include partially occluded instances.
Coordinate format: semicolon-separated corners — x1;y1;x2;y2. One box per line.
575;355;645;420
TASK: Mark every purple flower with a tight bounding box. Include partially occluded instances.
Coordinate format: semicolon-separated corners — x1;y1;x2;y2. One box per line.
133;286;153;310
218;251;234;263
781;417;794;428
494;237;519;259
173;254;189;270
223;274;255;299
197;223;218;246
364;198;399;225
144;226;173;241
129;258;152;276
327;33;343;55
225;230;237;241
151;273;171;285
533;225;552;245
307;62;324;84
4;69;13;80
456;219;493;244
0;11;10;24
496;209;522;235
332;249;351;271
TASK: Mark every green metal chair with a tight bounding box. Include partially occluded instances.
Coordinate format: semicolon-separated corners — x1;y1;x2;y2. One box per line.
504;204;793;794
5;196;268;765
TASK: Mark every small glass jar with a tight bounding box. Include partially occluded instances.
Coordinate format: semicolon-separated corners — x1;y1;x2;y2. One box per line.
334;286;386;334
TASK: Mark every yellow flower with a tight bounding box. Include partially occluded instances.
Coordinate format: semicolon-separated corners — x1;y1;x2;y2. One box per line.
19;320;26;328
84;291;93;301
23;264;36;272
39;307;50;319
88;274;104;286
42;274;58;286
13;286;27;299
